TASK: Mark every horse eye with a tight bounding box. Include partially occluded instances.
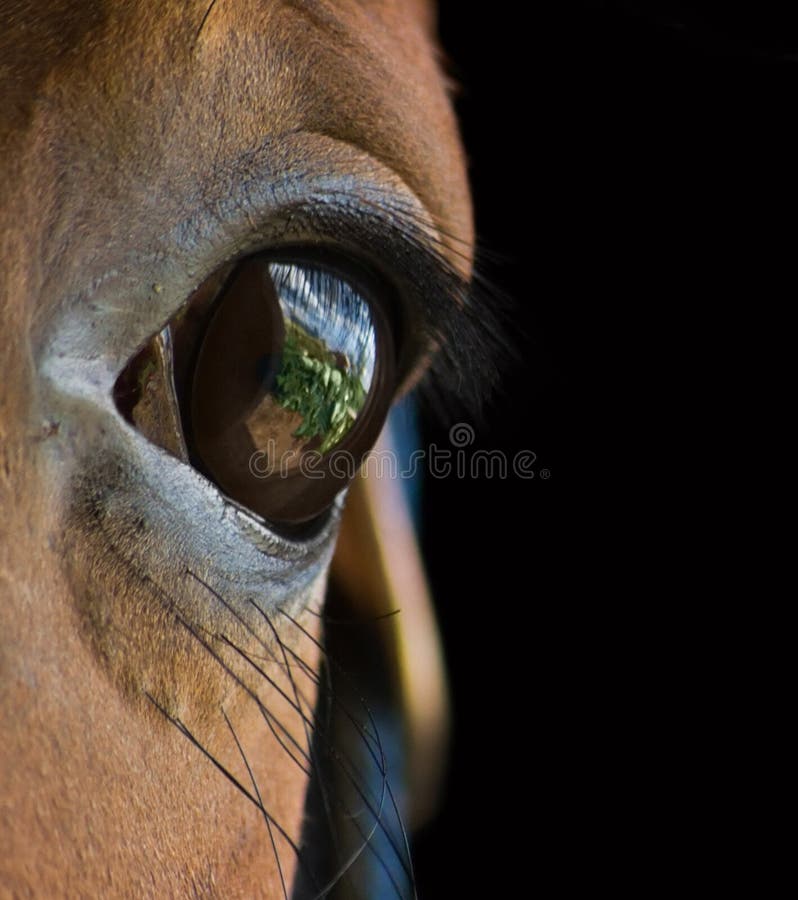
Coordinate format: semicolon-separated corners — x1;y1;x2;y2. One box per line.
114;256;396;526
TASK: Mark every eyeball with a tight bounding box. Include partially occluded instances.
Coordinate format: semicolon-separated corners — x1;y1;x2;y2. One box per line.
188;257;395;524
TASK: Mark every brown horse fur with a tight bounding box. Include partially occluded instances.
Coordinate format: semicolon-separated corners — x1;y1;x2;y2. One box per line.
0;1;472;895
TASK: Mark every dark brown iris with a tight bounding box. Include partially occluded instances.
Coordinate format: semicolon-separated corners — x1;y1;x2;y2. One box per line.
114;256;395;525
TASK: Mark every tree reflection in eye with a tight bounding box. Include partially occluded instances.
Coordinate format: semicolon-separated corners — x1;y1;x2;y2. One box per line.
267;262;375;454
114;256;396;528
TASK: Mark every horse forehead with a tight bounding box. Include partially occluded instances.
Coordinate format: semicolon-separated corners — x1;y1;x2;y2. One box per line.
0;0;470;297
0;0;435;73
0;0;458;190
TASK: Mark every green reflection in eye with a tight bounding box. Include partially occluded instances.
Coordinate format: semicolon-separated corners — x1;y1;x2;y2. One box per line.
267;261;376;456
274;321;367;453
175;256;392;524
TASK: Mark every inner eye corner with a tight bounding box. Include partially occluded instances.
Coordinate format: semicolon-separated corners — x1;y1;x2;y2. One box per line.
113;252;397;531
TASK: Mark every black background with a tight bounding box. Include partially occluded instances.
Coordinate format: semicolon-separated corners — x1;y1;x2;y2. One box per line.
414;3;794;895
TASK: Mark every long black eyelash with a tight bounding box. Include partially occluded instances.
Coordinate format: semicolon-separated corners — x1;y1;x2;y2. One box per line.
132;561;417;899
77;485;414;900
147;596;416;898
321;185;518;426
421;262;518;427
222;707;291;898
279;605;416;896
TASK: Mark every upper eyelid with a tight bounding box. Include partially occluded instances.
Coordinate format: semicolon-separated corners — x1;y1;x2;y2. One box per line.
35;132;471;398
180;188;470;388
203;128;471;294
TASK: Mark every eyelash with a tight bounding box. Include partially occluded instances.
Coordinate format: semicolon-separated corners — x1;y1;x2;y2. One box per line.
287;194;504;417
106;176;504;445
